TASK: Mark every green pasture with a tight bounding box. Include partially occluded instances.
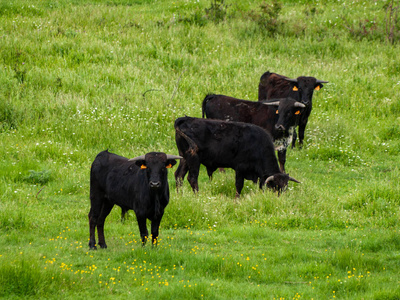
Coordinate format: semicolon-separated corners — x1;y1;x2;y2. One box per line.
1;0;399;299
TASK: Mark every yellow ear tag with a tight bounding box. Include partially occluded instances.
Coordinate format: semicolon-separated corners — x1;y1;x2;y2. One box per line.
166;163;172;169
315;85;320;91
293;86;299;91
140;165;147;169
295;110;301;115
276;110;279;114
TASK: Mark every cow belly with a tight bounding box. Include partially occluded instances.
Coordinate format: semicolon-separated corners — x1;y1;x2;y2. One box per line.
274;127;294;151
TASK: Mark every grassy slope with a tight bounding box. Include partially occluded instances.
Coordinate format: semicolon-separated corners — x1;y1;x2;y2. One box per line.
1;0;399;299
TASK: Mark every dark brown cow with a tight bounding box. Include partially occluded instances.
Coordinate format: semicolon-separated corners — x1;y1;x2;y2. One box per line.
88;150;181;249
174;117;300;196
258;71;328;148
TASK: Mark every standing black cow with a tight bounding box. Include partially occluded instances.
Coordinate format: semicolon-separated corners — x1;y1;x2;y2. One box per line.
88;150;182;249
258;71;328;148
202;94;305;172
174;117;299;196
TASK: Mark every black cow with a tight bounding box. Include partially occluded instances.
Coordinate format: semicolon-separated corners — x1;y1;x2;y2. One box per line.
258;71;328;148
88;150;182;249
174;117;299;197
202;94;305;172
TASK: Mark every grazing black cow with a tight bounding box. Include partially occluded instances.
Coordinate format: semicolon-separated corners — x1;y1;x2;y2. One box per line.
202;94;305;172
88;150;182;249
174;117;299;196
258;71;328;148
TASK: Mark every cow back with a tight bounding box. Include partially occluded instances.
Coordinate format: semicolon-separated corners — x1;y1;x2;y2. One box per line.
202;94;276;134
258;72;296;101
91;150;129;190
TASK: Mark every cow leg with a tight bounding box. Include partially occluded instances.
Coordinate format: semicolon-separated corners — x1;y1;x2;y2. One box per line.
277;149;286;173
136;214;149;245
88;208;98;250
298;122;307;148
121;206;129;222
206;167;217;181
187;156;200;192
235;172;245;197
175;158;188;189
150;213;164;246
88;187;106;250
96;201;114;249
291;128;298;149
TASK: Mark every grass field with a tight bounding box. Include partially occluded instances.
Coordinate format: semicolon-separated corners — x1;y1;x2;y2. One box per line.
1;0;400;299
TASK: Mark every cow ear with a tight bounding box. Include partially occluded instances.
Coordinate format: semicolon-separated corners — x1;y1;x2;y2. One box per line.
295;110;301;115
166;159;177;168
315;84;323;91
134;160;147;169
292;86;299;91
276;110;279;114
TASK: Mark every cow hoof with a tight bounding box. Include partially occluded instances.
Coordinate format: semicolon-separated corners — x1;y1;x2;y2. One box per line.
99;244;107;249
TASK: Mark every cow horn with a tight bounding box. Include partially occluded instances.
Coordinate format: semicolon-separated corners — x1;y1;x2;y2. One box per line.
166;155;183;160
294;102;306;108
285;78;298;83
288;176;301;183
265;175;275;184
129;154;183;161
316;79;329;83
128;155;146;161
263;101;280;106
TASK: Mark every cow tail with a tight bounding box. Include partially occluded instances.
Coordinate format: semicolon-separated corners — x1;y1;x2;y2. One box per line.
175;126;199;155
202;94;214;118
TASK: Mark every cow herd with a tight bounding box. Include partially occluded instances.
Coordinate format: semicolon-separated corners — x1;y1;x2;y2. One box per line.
87;71;328;249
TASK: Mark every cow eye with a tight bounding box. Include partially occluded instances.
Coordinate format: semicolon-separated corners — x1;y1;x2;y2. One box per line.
140;165;147;169
166;163;172;168
295;110;301;115
292;86;299;91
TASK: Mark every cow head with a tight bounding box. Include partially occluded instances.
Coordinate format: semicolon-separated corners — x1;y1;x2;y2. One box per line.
286;77;328;106
263;99;306;133
129;153;182;189
265;173;300;193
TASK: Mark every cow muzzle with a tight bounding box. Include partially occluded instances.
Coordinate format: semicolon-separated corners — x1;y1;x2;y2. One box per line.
149;181;162;189
275;124;286;132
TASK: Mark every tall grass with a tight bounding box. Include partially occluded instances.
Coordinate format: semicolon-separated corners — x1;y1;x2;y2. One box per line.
1;0;400;299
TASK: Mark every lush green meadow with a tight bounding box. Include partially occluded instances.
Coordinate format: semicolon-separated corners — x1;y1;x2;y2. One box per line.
1;0;400;298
